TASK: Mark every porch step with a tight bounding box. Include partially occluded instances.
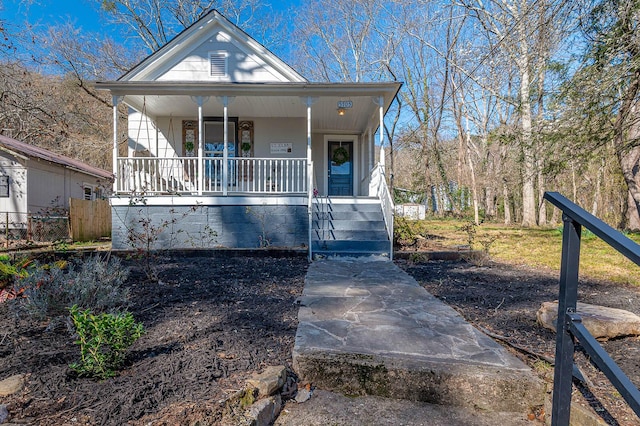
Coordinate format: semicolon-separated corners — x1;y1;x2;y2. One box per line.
313;230;389;241
311;240;391;257
312;220;386;231
313;211;384;222
312;198;390;258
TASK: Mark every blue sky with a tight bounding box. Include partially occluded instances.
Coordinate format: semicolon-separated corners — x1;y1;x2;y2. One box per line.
1;1;299;36
2;0;114;34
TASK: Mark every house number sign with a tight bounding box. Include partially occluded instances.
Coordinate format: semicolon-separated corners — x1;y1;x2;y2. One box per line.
337;100;353;109
270;143;292;154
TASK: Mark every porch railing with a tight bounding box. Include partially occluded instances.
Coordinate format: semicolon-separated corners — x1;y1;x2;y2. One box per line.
370;163;394;259
116;157;307;195
543;192;640;425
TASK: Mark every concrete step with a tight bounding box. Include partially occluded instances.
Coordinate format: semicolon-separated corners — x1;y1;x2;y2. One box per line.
275;389;535;425
313;201;382;213
293;259;546;414
312;219;387;231
313;211;384;221
311;240;390;253
312;229;389;241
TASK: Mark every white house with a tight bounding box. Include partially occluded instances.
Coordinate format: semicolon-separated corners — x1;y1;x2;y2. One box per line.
0;135;112;214
96;9;401;258
0;135;112;241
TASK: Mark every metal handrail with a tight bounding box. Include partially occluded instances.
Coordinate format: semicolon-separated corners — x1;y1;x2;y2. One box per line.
543;191;640;425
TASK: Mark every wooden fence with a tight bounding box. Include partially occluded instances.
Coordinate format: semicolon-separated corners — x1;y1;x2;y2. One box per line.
69;198;111;242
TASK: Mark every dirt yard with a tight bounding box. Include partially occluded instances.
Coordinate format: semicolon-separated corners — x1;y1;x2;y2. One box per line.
1;252;308;425
399;257;640;426
1;251;639;425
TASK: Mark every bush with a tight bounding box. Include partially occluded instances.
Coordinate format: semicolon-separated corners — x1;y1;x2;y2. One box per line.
0;257;32;290
12;255;130;320
394;216;429;247
69;305;144;379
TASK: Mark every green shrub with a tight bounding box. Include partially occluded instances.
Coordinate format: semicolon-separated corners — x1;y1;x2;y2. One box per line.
13;255;130;320
69;305;144;379
0;257;32;290
394;217;429;247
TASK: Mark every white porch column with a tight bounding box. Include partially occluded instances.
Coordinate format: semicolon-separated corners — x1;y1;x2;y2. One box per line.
307;97;312;174
222;96;229;196
368;128;374;172
378;96;385;169
306;96;314;262
112;95;122;193
190;96;209;194
197;97;205;195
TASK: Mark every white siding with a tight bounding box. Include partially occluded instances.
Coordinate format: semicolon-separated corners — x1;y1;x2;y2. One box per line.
0;153;27;215
128;108;158;155
251;118;306;158
156;32;289;83
155;116;185;157
27;161;105;212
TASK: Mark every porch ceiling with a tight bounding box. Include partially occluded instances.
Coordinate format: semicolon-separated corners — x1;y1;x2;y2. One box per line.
96;81;402;134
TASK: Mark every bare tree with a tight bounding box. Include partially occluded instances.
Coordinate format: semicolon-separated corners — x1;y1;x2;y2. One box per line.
96;0;283;53
557;0;640;229
461;0;568;226
291;0;389;82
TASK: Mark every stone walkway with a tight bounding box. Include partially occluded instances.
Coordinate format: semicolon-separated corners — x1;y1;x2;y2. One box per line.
288;257;546;423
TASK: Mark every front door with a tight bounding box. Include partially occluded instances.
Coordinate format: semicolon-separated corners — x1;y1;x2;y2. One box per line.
328;141;353;196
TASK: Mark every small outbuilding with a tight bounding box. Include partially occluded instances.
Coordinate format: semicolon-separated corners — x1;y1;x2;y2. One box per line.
0;135;113;240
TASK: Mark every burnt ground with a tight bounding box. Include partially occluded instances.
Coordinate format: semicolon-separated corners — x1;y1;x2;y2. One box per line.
1;251;639;425
399;258;640;426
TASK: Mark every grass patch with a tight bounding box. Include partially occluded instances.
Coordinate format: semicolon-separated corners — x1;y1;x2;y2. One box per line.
405;219;640;286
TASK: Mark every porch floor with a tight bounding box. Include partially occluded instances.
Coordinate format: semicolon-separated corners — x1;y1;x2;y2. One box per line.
289;258;545;423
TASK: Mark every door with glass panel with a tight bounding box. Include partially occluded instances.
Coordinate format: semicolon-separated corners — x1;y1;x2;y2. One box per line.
204;118;237;190
328;141;353;196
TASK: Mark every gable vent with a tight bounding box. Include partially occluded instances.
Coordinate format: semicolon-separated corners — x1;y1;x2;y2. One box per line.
210;52;227;78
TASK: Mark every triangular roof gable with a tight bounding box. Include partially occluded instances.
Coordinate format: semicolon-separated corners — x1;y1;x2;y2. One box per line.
120;9;307;83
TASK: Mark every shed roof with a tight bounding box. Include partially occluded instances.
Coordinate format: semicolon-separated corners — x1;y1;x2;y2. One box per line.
0;135;113;180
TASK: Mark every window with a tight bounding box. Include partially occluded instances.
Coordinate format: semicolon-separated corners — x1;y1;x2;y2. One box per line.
0;176;8;197
82;183;101;201
209;52;227;78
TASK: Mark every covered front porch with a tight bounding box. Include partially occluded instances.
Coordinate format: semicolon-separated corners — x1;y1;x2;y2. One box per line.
100;82;400;199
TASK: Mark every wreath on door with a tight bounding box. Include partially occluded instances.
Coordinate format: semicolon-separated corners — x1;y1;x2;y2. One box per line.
332;146;350;165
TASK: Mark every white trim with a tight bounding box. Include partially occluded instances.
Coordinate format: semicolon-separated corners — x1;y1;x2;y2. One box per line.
109;195;308;207
323;134;359;197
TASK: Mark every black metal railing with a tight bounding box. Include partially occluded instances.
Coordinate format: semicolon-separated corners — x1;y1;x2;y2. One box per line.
543;192;640;425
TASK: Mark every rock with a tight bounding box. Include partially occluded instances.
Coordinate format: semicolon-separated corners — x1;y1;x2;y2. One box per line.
0;404;8;424
537;301;640;339
247;395;282;426
246;366;287;397
0;374;25;397
294;387;312;403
